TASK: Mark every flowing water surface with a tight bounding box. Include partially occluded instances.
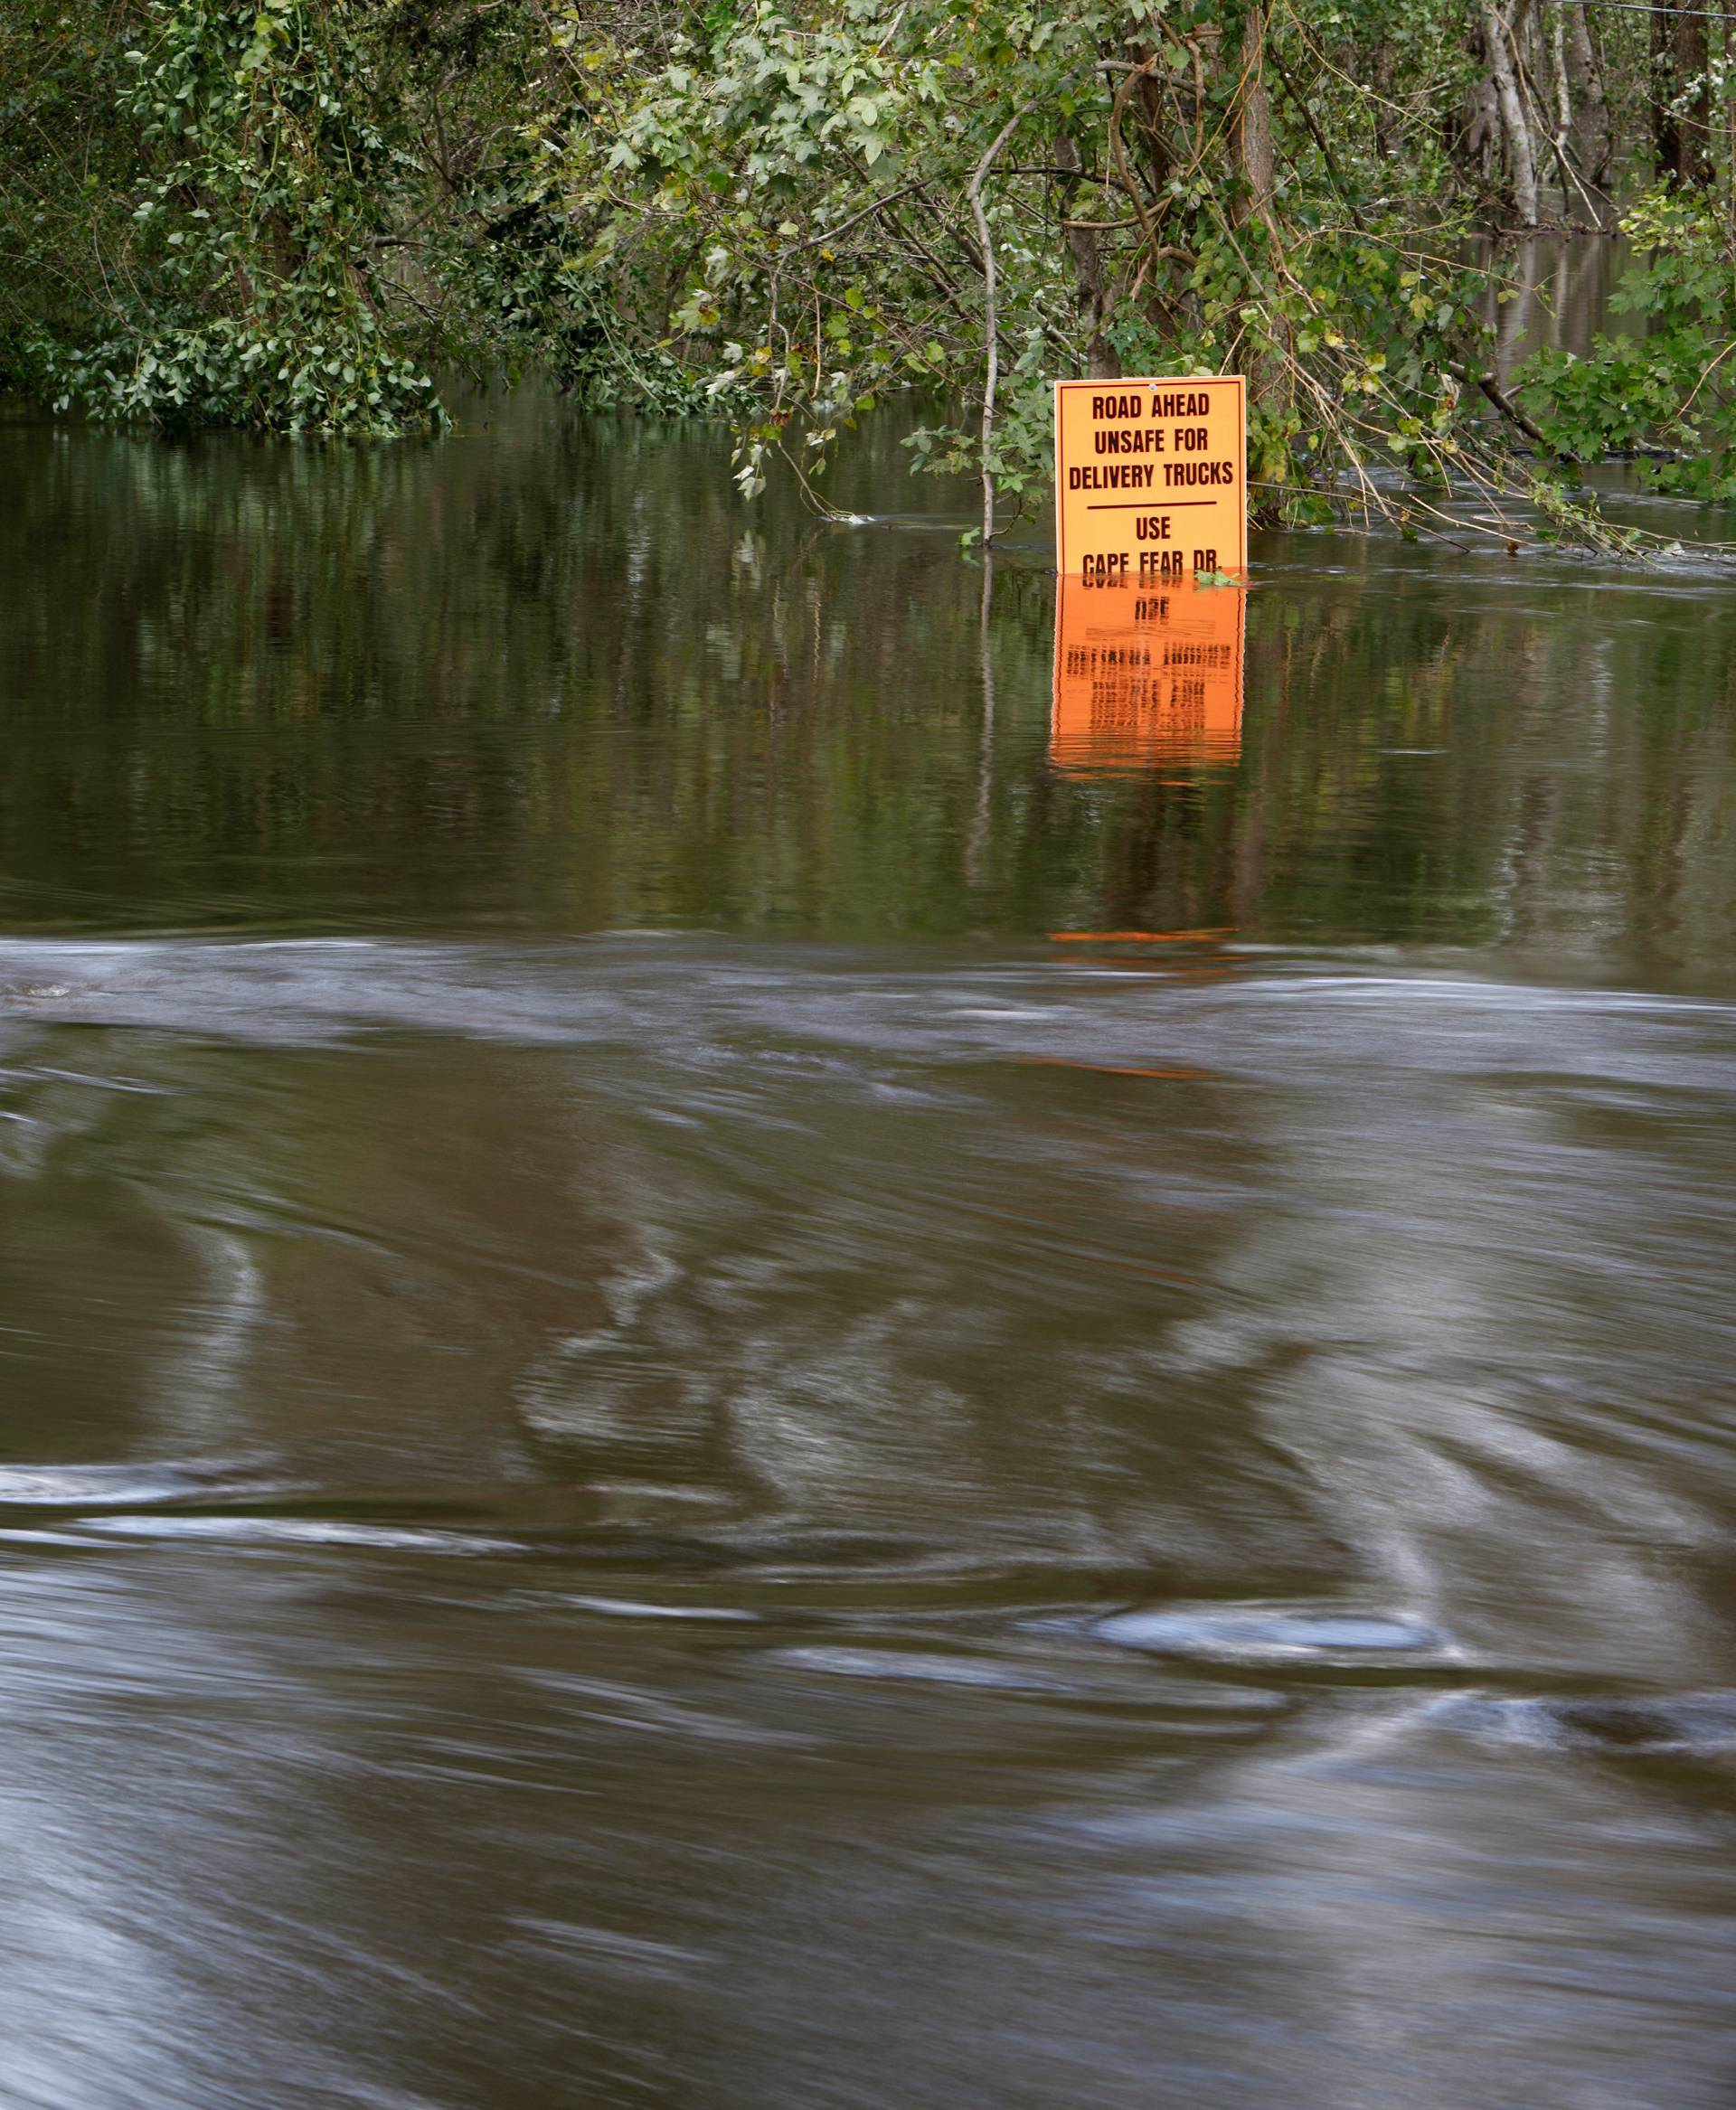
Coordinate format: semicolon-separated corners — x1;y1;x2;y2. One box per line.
3;393;1736;2108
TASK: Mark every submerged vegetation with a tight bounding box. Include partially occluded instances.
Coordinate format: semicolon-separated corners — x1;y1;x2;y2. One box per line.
6;0;1736;542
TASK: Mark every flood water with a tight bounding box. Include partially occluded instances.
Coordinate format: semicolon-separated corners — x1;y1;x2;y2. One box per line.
4;394;1736;2108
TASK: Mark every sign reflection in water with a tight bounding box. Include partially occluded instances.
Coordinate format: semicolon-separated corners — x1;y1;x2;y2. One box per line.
1050;574;1245;772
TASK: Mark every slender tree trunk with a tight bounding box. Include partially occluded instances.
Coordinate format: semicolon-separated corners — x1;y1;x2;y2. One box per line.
1231;1;1278;230
1726;12;1736;247
1654;0;1682;183
967;112;1021;548
1543;0;1600;224
1549;3;1571;167
1486;1;1539;225
1462;62;1501;185
1228;2;1285;429
1054;132;1120;380
1653;0;1713;188
1565;1;1612;200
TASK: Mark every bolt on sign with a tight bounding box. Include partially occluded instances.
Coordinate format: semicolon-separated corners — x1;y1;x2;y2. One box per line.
1052;574;1244;773
1053;375;1247;583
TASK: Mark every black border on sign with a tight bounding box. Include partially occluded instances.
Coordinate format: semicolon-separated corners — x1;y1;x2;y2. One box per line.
1052;373;1248;577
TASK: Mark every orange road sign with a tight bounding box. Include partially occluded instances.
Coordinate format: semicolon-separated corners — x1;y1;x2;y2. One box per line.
1053;375;1247;582
1052;573;1244;771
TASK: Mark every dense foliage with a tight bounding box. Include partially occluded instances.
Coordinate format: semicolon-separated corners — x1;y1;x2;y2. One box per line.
1515;187;1736;501
42;0;444;432
5;0;1736;545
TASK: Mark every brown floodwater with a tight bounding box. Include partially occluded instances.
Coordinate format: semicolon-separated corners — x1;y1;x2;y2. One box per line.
2;391;1735;2108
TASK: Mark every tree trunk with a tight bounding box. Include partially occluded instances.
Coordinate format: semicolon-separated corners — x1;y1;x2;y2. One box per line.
1564;0;1612;200
1549;3;1571;170
1485;1;1539;226
1542;0;1599;224
1462;67;1501;184
967;112;1022;547
1229;6;1285;426
1653;0;1713;188
1726;11;1736;248
1231;1;1278;230
1053;132;1120;381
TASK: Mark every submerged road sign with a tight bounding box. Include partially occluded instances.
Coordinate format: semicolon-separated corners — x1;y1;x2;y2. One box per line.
1052;574;1244;771
1053;376;1247;582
